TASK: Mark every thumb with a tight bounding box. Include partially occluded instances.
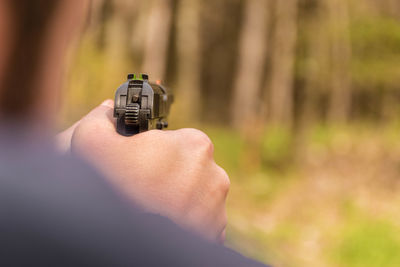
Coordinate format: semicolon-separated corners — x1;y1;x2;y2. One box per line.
82;99;115;130
55;99;113;154
87;99;114;119
100;99;114;109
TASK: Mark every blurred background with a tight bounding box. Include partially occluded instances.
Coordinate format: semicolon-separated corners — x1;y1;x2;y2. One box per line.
60;0;400;266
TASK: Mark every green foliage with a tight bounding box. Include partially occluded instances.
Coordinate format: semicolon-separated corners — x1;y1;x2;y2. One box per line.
351;17;400;56
261;127;293;168
206;128;245;172
351;16;400;87
310;125;336;147
332;220;400;267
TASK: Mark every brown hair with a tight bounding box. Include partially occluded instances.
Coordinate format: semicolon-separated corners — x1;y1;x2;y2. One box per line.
0;0;62;118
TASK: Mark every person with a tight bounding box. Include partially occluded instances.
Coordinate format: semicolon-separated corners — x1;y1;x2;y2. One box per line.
0;1;268;266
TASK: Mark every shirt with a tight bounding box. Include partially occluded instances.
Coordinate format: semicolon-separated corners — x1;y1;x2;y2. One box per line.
0;130;268;267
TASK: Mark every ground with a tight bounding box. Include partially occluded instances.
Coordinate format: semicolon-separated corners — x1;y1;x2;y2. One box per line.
208;124;400;267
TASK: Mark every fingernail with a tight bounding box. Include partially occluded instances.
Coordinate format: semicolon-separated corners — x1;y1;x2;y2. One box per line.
101;99;114;108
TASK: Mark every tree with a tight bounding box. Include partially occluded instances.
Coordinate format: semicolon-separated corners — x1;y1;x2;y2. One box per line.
326;0;352;122
142;0;173;81
174;0;202;123
267;0;299;127
300;0;330;127
231;0;271;131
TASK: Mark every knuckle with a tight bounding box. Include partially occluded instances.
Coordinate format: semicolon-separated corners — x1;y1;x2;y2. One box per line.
222;175;231;193
136;129;169;145
216;167;230;193
181;128;214;156
143;129;165;139
180;128;205;140
200;138;214;157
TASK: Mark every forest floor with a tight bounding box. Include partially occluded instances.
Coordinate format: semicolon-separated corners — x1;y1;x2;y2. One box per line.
207;124;400;267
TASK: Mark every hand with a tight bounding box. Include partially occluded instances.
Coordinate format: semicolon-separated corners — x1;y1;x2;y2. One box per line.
69;100;230;242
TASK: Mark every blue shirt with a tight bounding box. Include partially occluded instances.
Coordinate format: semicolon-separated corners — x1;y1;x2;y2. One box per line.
0;130;268;267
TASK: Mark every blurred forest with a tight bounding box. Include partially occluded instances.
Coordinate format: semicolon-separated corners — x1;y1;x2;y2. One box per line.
61;0;400;266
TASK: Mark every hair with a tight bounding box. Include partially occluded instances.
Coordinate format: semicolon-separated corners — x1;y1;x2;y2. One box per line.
0;0;62;118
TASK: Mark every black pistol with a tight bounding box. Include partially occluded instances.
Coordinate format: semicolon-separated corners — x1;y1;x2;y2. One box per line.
114;73;174;136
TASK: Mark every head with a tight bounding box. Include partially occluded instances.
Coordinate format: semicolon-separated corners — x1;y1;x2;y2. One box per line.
0;0;90;129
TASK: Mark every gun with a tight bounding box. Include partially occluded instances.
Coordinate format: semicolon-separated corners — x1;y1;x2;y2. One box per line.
113;73;174;136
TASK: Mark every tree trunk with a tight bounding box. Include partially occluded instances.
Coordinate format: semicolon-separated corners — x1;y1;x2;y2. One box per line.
231;0;271;171
88;0;106;31
129;1;149;65
142;0;173;81
174;0;202;125
105;8;128;63
231;0;270;131
300;1;330;127
327;0;352;123
199;0;242;124
267;0;298;127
